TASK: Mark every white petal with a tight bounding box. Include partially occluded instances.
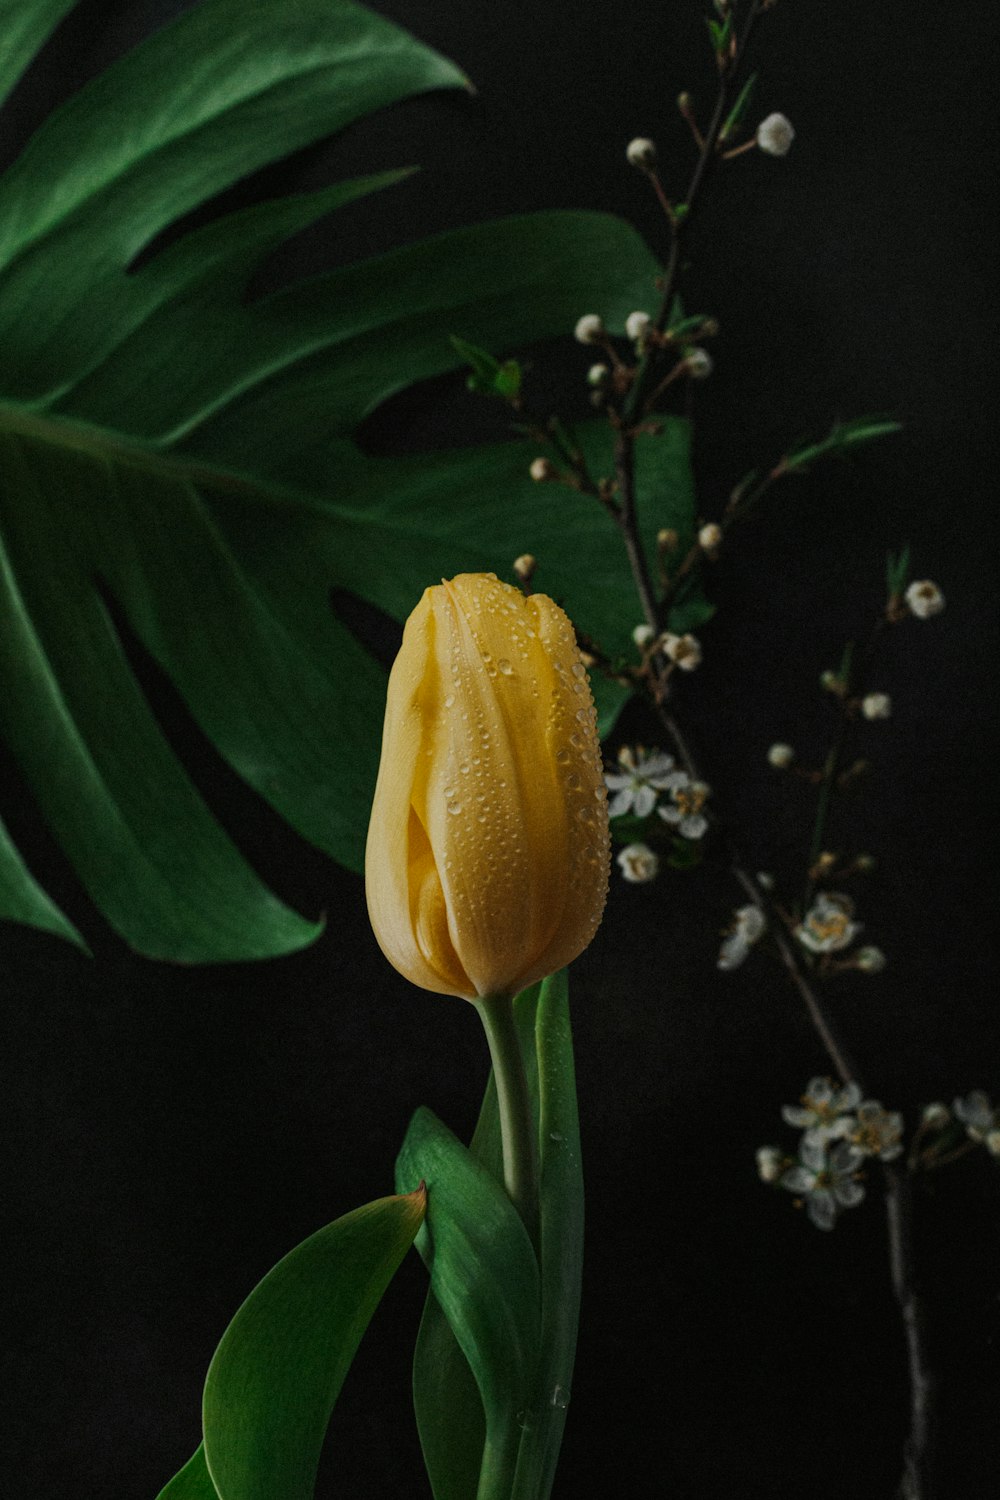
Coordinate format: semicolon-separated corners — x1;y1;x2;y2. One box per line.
640;752;675;779
603;772;632;791
781;1106;815;1129
717;932;750;971
633;783;657;819
807;1191;837;1230
800;1135;828;1171
607;788;634;818
780;1166;816;1194
834;1179;865;1209
658;805;682;825
806;1077;835;1104
679;813;708;839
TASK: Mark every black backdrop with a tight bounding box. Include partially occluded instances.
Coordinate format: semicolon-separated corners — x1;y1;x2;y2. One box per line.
2;3;998;1497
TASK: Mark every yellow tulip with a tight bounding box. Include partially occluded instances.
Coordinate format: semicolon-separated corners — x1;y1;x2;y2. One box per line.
365;572;610;1000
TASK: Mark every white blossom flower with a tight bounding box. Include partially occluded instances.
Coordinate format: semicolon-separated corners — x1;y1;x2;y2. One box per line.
604;746;677;818
587;362;610;387
717;904;767;970
854;945;886;974
850;1100;904;1161
756;1146;786;1184
632;623;655;650
698;522;723;552
661;632;702;670
616;842;659;884
905;579;945;618
767;742;795;769
953;1090;997;1143
657;771;710;840
512;553;536;583
685;348;713;380
574;313;605;345
861;692;892;721
795;892;861;954
781;1137;865;1230
529;456;556;482
782;1075;862;1148
626;137;658;170
986;1131;1000;1158
625;310;652;342
756;112;795;157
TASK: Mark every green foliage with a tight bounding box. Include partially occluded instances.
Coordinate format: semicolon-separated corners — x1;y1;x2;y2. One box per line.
403;972;584;1500
782;418;902;474
155;1191;426;1500
450;335;523;400
719;71;758;143
886;544;912;597
0;0;698;959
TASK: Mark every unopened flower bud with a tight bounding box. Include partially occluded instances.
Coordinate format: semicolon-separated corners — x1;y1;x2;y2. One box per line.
813;851;837;876
698;522;723;553
986;1130;1000;1158
756;112;795;157
676;92;693;115
632;623;655;649
854;854;876;874
756;871;775;891
767;742;795;769
657;527;679;553
861;692;892;721
625;310;652;343
820;669;844;695
530;457;557;482
626;137;658;171
574;313;605;345
587;362;610;387
617;842;659;884
513;554;537;583
905;579;945;619
922;1102;950;1130
685;348;713;380
855;945;886;974
365;574;610;999
756;1146;785;1184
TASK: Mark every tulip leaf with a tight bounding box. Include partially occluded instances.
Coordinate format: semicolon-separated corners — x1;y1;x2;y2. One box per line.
409;974;583;1500
408;986;539;1500
395;1105;542;1492
0;0;699;959
155;1445;219;1500
153;1189;426;1500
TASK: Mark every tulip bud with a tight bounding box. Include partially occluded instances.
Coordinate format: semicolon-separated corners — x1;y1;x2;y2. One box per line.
365;573;610;1000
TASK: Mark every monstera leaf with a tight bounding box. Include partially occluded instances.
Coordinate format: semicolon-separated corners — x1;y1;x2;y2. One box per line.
0;0;700;962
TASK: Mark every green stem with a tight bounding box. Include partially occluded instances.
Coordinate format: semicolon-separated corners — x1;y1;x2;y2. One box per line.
475;993;540;1247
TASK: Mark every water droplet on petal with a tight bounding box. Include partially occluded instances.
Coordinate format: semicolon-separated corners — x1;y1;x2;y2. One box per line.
447;800;462;816
556;748;571;764
444;693;455;708
498;658;513;675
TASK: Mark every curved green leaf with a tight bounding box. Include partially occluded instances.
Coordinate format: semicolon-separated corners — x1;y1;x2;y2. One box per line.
409;987;539;1500
0;0;691;958
0;809;84;948
411;976;584;1500
0;0;78;110
512;970;585;1500
395;1106;541;1489
196;1189;426;1500
156;1444;219;1500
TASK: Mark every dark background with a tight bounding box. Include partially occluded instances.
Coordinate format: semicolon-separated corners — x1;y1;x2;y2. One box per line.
2;2;998;1497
